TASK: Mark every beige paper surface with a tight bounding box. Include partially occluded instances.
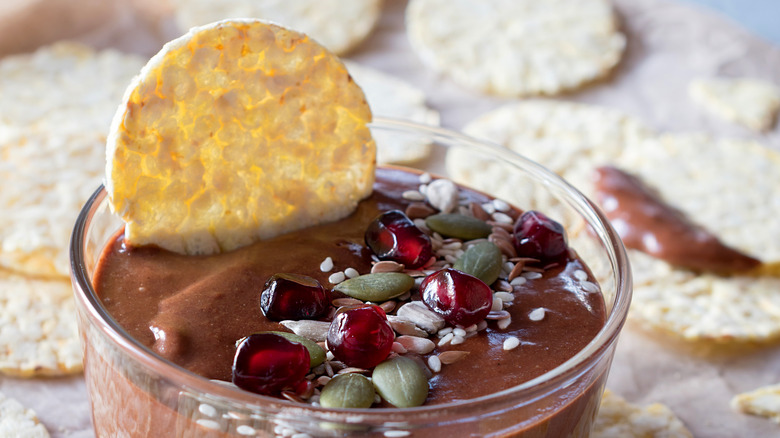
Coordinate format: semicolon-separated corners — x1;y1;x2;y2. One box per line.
0;0;778;436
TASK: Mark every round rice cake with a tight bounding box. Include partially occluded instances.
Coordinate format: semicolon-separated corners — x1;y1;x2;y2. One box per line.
107;19;375;256
689;77;780;132
0;269;82;377
405;0;626;96
731;383;780;424
344;61;440;164
0;392;50;437
594;390;692;438
172;0;382;55
450;100;780;342
0;42;145;278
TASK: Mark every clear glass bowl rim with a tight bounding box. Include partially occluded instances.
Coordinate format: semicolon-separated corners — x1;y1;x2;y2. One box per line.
69;116;632;421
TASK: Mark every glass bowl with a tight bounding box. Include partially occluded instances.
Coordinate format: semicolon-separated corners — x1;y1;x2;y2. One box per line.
70;117;631;437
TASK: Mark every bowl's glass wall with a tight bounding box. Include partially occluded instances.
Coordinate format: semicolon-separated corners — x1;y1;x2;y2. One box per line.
70;118;631;437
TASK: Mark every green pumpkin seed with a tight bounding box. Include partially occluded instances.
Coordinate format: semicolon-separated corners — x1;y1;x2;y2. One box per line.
453;241;502;285
319;374;376;409
372;356;429;408
263;331;326;368
333;273;414;302
425;213;492;240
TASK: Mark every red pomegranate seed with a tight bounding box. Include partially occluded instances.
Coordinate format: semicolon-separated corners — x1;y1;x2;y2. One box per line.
326;305;394;369
232;333;310;395
365;210;433;269
260;273;329;321
421;268;492;327
513;211;568;263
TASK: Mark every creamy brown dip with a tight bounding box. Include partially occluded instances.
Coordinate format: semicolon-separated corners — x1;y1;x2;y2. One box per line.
93;167;606;405
594;165;760;274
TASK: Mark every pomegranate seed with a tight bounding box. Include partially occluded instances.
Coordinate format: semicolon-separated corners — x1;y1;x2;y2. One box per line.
260;273;329;321
421;268;492;327
365;210;433;269
232;333;310;395
513;211;568;263
326;305;394;369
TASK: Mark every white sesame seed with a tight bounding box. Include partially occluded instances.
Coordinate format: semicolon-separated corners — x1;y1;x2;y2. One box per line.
464;324;478;332
454;249;465;258
344;267;360;279
573;269;588;281
384;431;411;438
453;328;467;337
581;281;600;293
198;404;217;417
196;419;221;430
494;291;514;302
438;332;454;346
375;394;382;404
497;317;512;330
503;336;521;350
328;271;346;284
432;232;444;241
402;190;426;201
492;212;514;224
444;254;458;264
419;172;432;184
413;218;428;230
428;355;442;373
491;298;503;312
503;261;515;272
392;341;408;354
237;425;257;436
510;277;527;286
320;256;334;272
492;199;511;212
521;272;543;280
477;320;488;331
481;202;496;215
529;308;546;321
437;327;453;337
292;433;312;438
326;351;335;361
441;241;463;250
419;184;428;195
451;335;465;345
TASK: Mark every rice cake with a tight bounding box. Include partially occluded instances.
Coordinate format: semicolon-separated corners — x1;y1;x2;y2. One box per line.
593;390;692;438
405;0;626;96
450;100;780;342
690;78;780;132
0;42;144;278
731;384;780;424
0;392;50;438
172;0;382;55
344;61;440;164
0;269;82;377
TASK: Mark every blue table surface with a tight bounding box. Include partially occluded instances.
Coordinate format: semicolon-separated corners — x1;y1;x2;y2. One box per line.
680;0;780;45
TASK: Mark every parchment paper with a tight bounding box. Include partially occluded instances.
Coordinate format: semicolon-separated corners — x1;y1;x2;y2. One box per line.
0;0;778;436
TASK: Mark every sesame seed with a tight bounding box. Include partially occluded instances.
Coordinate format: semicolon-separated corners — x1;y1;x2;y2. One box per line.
319;256;334;272
438;332;454;346
529;308;546;321
481;202;496;215
344;267;360;279
292;433;312;438
428;355;442;373
492;212;514;224
326;351;335;361
574;269;588;281
384;431;411;437
510;277;527;286
477;320;488;331
492;199;511;212
419;184;428;195
437;327;453;337
451;335;465;345
503;336;521;350
402;190;426;201
195;419;221;430
328;271;346;284
198;404;217;417
464;324;478;332
491;298;503;312
419;172;432;184
494;291;514;302
392;342;408;354
497;316;512;330
444;254;458;264
503;261;515;272
441;241;463;250
237;425;257;436
521;272;543;280
453;328;467;337
581;281;600;293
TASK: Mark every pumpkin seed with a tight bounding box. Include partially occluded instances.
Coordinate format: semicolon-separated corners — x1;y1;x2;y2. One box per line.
319;373;376;409
453;241;503;285
425;213;492;240
333;272;414;302
263;331;326;368
372;356;429;408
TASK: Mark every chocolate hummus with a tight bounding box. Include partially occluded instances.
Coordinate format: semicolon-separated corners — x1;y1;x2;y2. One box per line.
93;167;606;405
